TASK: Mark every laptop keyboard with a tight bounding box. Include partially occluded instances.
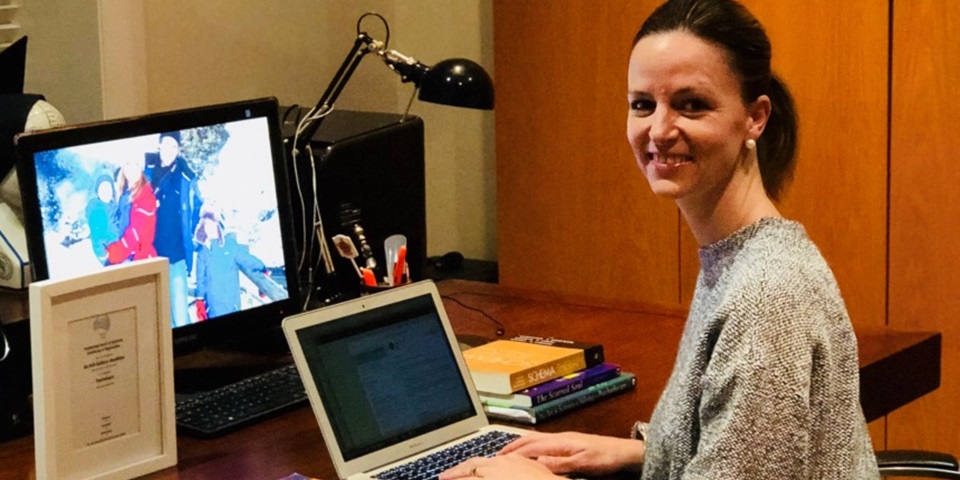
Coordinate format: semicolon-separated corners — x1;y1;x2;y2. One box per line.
374;430;521;480
175;363;308;437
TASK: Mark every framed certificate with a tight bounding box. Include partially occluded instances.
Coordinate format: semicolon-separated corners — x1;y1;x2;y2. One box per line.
30;257;177;480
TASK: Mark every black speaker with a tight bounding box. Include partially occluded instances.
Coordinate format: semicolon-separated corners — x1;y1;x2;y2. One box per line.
281;108;426;305
0;320;33;442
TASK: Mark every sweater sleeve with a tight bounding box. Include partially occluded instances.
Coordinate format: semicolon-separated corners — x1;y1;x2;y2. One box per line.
682;285;820;479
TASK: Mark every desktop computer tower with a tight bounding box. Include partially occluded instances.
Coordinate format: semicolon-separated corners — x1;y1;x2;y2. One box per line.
281;108;426;305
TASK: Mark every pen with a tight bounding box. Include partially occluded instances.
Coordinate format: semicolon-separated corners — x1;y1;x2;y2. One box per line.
361;267;378;287
392;245;407;286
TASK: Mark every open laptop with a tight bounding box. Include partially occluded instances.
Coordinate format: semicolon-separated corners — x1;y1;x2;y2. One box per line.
282;280;528;480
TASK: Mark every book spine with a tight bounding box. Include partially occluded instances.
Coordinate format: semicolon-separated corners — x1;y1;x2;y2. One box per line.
531;372;635;422
529;363;621;406
508;352;586;392
483;372;636;425
509;335;605;368
480;363;621;408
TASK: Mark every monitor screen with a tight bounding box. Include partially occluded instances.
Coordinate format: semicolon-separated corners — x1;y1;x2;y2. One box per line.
15;97;301;355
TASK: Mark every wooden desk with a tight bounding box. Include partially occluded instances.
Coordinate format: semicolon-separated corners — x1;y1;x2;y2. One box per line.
0;280;941;480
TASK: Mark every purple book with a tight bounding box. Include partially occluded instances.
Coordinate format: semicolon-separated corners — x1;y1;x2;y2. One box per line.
478;362;621;408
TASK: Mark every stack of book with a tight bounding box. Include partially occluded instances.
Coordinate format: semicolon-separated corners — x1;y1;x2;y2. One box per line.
463;335;636;425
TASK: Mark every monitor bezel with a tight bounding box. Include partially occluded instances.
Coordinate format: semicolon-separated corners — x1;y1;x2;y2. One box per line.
14;97;303;356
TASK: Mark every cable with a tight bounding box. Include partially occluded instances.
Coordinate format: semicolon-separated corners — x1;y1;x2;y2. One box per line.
291;105;334;274
442;294;505;337
357;12;390;49
281;104;301;125
290;104;340;311
308;146;334;274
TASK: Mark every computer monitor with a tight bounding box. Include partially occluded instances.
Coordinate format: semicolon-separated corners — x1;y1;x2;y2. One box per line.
14;97;302;358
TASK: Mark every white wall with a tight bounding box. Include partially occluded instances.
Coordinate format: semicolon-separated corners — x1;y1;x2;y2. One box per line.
20;0;103;123
99;0;148;119
392;2;496;263
20;0;497;261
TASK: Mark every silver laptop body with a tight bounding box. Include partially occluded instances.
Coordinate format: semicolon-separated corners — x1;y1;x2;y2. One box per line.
283;280;527;480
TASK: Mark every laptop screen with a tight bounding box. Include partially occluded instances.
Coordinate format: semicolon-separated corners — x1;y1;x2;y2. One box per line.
295;293;477;461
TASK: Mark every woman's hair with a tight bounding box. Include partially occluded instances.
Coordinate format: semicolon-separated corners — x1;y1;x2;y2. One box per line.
634;0;798;201
115;163;145;198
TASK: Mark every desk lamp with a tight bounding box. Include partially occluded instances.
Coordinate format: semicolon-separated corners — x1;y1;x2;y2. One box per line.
292;12;494;155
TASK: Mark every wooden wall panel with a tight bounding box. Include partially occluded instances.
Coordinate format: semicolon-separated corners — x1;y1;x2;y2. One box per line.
680;1;890;334
889;0;960;454
494;1;681;304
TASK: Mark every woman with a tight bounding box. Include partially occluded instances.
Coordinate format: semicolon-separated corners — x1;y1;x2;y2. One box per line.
441;0;879;478
106;155;158;264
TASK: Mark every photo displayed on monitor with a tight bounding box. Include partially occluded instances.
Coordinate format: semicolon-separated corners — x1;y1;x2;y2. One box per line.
15;98;301;351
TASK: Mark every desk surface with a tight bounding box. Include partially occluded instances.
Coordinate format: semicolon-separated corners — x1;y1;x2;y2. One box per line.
0;280;941;480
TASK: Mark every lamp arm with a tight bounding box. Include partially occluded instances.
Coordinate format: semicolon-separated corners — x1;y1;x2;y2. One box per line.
296;32;382;151
379;49;430;85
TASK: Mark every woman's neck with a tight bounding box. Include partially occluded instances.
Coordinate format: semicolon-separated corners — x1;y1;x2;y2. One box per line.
678;169;781;246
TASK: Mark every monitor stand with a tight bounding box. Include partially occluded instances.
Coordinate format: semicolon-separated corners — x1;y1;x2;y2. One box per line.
172;324;292;396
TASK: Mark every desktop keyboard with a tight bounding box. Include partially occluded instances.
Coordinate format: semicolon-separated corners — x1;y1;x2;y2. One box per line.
374;430;521;480
175;363;308;437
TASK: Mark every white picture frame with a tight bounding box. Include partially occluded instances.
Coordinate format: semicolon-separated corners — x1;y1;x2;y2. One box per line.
30;257;177;480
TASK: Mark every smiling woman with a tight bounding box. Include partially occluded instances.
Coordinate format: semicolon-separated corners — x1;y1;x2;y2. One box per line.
442;0;879;479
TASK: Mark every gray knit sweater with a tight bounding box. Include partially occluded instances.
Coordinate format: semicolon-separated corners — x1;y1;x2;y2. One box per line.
641;218;879;479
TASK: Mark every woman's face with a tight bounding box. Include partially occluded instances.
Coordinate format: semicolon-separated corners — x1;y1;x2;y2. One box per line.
122;158;144;185
627;31;764;204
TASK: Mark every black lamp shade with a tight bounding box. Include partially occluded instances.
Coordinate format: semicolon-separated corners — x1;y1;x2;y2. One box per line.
417;58;494;110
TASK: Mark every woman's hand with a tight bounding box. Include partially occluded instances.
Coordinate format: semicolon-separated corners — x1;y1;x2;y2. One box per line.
438;453;563;480
497;431;645;477
439;431;644;479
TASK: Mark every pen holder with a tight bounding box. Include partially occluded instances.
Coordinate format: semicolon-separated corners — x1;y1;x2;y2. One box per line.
359;265;410;295
360;282;409;296
359;278;411;295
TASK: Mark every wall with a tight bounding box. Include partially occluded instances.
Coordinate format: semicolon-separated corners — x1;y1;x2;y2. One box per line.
19;0;496;261
98;0;148;119
20;0;103;123
888;0;960;453
494;0;956;454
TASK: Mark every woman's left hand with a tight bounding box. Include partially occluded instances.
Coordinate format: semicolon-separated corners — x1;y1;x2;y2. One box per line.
438;453;563;480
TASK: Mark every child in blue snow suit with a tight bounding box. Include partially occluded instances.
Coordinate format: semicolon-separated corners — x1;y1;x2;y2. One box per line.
192;211;268;321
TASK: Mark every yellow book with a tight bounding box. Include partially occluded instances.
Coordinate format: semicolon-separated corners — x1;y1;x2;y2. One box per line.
463;340;587;394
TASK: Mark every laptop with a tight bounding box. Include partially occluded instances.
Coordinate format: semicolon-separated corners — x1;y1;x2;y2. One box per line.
282;280;528;480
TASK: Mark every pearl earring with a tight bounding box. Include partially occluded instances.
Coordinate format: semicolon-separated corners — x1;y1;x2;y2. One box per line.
745;139;757;151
